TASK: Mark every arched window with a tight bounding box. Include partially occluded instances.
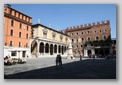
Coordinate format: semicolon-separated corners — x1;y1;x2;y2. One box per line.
100;30;102;32
10;41;13;46
10;29;13;36
103;35;107;40
82;38;84;41
11;20;14;26
26;34;28;39
72;39;74;43
94;31;96;33
81;45;82;47
88;37;90;41
104;29;107;32
76;32;78;35
19;42;21;47
96;36;99;40
87;31;90;34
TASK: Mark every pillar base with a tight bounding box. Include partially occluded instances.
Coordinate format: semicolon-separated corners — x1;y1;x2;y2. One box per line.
67;54;74;59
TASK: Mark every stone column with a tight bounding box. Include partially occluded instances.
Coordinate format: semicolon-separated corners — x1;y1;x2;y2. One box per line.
91;49;95;55
53;45;55;55
57;45;58;54
84;49;87;57
43;45;45;55
48;45;50;55
37;42;40;57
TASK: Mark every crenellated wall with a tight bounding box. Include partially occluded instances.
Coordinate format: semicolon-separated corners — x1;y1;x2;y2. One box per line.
65;20;110;32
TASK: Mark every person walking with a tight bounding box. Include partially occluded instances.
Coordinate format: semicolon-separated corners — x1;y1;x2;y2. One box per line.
80;53;83;61
56;54;59;67
58;54;62;67
93;54;95;62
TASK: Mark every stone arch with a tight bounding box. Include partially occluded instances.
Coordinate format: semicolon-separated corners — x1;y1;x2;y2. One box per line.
31;40;38;55
45;43;49;53
50;44;53;55
100;50;103;56
54;44;57;53
87;50;92;57
39;42;44;53
62;46;64;55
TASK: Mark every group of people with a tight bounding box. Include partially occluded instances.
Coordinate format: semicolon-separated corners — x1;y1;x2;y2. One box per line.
55;54;62;68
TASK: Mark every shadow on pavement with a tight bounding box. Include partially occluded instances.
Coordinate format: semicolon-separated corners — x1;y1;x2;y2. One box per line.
4;58;116;79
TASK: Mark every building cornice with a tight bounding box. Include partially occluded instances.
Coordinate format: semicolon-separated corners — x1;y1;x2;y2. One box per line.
4;12;32;26
32;24;69;37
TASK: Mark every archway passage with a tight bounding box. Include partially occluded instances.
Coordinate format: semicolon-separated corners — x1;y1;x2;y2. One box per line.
95;49;98;55
50;44;53;55
100;50;103;56
87;50;91;58
39;42;44;53
31;40;37;55
45;43;49;53
105;50;109;55
54;45;57;53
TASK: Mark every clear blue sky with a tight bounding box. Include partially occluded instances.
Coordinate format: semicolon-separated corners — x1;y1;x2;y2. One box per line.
7;4;116;38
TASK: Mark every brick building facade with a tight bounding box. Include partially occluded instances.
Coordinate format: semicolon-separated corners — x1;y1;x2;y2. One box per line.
64;20;111;57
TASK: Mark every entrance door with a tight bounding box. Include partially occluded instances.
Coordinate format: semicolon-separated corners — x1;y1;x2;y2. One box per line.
22;51;26;58
87;50;91;57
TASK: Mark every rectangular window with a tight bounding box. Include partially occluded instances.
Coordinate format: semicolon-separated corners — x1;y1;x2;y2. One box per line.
19;32;21;38
14;11;16;17
26;34;28;39
27;26;29;31
26;43;28;48
10;41;13;46
11;51;16;56
19;42;21;47
10;9;12;15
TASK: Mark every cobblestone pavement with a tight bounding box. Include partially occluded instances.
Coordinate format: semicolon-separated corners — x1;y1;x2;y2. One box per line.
4;57;116;79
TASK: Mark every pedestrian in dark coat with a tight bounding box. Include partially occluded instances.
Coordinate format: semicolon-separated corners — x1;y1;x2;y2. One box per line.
93;54;95;62
56;54;59;67
80;54;83;61
58;54;62;66
56;54;63;68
